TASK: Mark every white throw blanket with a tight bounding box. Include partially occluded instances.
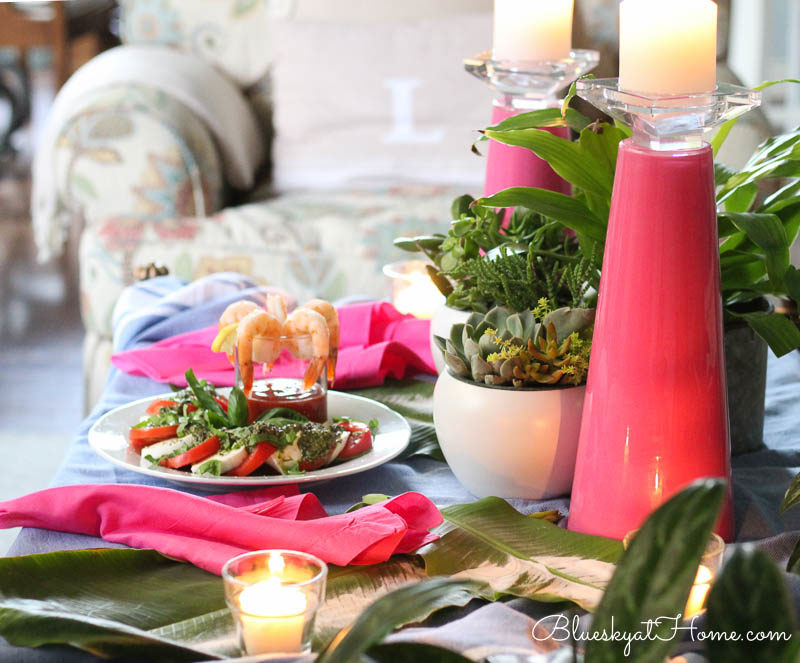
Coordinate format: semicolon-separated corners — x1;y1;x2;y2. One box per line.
32;45;265;261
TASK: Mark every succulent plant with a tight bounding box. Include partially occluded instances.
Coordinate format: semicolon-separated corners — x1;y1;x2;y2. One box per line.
434;304;595;387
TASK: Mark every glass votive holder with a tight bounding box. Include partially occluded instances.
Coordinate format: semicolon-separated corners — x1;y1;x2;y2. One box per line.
222;550;327;656
623;529;724;620
382;260;445;319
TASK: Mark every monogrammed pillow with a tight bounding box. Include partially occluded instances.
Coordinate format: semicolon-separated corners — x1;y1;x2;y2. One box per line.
271;2;492;190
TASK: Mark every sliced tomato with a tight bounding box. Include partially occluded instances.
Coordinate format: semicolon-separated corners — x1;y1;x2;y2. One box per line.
299;454;329;472
146;399;200;415
215;396;228;411
162;435;220;469
227;441;277;477
129;425;179;450
146;399;177;415
336;422;373;461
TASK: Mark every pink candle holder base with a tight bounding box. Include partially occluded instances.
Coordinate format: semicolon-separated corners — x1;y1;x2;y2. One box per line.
484;104;570;197
567;139;733;541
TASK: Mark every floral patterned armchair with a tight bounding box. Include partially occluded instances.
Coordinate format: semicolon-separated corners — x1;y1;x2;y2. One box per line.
36;0;495;410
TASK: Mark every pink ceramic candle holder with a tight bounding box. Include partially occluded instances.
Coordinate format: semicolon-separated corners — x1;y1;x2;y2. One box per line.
464;49;598;197
567;79;761;543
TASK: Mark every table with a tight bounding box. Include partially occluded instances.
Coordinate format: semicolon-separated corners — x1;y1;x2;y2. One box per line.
3;278;800;662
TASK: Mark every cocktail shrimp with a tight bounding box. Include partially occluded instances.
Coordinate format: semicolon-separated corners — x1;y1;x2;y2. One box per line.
300;299;339;385
265;293;287;324
236;310;283;395
218;300;261;361
283;308;330;389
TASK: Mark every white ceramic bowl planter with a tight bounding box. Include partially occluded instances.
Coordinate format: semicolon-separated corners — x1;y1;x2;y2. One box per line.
433;369;586;499
429;305;472;374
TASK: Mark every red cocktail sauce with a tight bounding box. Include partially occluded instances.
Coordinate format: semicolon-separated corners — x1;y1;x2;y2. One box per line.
246;378;327;423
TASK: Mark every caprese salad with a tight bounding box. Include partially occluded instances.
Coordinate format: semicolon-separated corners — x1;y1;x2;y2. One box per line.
128;369;376;477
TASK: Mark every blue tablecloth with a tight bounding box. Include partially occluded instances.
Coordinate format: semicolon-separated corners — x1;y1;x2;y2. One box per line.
3;275;800;662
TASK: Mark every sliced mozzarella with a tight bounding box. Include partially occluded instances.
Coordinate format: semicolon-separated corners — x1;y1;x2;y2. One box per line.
139;436;191;467
266;442;302;475
327;429;350;463
191;446;248;475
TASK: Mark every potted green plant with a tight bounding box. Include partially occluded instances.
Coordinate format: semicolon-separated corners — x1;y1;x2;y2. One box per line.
432;302;593;499
395;195;599;372
474;93;800;455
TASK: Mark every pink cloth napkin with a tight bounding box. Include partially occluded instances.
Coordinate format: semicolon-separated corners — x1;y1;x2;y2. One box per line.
0;485;442;574
111;302;436;389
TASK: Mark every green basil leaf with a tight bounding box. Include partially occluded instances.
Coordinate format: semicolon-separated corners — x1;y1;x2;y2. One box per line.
706;545;798;663
184;369;227;427
256;407;309;423
226;387;249;427
585;479;726;663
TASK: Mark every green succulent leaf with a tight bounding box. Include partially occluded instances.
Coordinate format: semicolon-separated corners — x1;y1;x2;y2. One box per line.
585;479;726;663
449;324;465;357
706;545;799;663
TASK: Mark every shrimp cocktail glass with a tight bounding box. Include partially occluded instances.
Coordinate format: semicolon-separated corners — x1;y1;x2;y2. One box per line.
214;296;340;424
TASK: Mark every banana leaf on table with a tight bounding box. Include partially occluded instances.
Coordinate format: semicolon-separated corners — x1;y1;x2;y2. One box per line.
0;498;621;660
350;378;443;461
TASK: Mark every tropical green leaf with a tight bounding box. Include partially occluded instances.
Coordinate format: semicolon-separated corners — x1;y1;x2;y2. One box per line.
787;540;800;575
561;74;595;117
578;124;627;175
484;107;591;134
781;472;800;513
734;311;800;357
585;479;726;663
706;545;798;663
350;379;443;461
721;253;767;291
476;188;607;244
722;212;790;289
0;548;230;660
715;162;737;187
421;497;622;612
365;642;474;663
785;265;800;304
316;578;482;663
483;128;613;197
722;182;759;214
712;79;800;155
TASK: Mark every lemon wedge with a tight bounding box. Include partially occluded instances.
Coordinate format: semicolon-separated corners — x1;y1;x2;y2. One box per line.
211;323;239;354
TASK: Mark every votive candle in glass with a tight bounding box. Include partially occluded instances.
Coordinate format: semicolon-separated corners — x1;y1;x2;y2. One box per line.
222;550;327;656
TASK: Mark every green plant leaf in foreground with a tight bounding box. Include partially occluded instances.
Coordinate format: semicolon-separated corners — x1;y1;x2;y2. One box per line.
422;497;622;611
585;479;726;663
706;545;799;663
316;578;482;663
733;311;800;357
0;548;230;661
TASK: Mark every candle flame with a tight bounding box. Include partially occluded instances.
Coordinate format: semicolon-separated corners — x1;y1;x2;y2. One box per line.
268;551;285;577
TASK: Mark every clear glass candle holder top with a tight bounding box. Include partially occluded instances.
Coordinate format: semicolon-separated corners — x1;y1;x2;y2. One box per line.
222;550;327;656
623;529;724;619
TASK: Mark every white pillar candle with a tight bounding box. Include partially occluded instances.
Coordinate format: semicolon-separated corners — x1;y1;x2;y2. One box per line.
238;579;307;654
619;0;718;96
493;0;574;62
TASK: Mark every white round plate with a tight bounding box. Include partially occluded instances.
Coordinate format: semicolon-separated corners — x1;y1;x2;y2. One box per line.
88;389;411;489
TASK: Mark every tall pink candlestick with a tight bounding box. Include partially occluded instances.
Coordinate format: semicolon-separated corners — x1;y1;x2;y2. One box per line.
484;104;571;197
568;140;733;541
